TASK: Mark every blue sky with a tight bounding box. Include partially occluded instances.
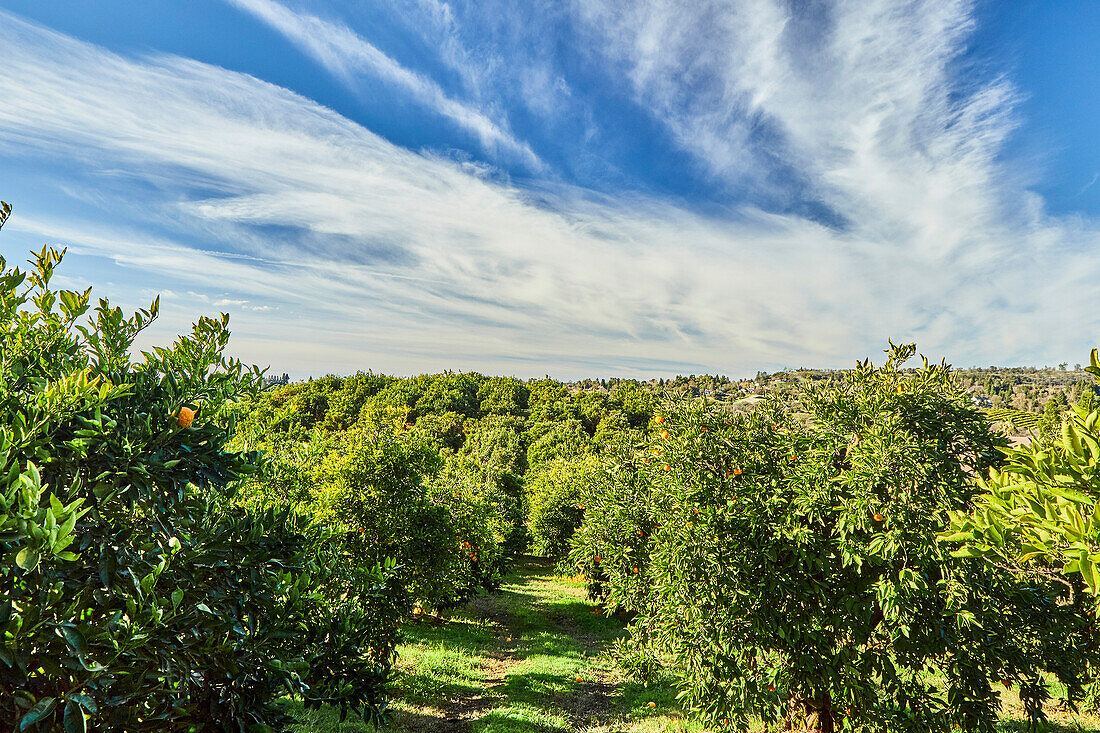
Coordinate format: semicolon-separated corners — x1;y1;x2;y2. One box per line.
0;0;1098;378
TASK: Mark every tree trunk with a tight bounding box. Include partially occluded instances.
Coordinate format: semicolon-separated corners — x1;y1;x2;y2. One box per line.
786;691;834;733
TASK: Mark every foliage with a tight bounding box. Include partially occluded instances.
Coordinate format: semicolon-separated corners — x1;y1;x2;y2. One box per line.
0;242;397;731
526;455;602;558
572;344;1095;732
946;348;1100;602
234;399;515;610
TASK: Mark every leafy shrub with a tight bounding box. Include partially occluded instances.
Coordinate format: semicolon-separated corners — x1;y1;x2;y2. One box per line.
567;448;655;610
310;423;466;609
525;419;592;473
947;348;1100;599
235;403;511;609
608;381;656;428
527;455;601;558
0;241;397;731
573;344;1095;732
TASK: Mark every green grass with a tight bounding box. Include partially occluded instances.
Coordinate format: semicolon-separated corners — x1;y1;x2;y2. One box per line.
286;559;1100;733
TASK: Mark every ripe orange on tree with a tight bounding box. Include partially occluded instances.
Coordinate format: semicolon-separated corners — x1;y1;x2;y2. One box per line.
176;405;195;428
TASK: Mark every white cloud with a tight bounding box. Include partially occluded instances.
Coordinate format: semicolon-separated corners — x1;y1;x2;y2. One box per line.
223;0;542;170
0;5;1097;378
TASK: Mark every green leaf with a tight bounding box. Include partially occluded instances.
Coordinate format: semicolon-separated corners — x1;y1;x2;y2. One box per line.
63;700;87;733
68;693;97;714
62;627;89;660
950;546;987;559
15;547;38;571
1082;559;1098;594
98;550;115;587
19;697;56;731
939;531;978;543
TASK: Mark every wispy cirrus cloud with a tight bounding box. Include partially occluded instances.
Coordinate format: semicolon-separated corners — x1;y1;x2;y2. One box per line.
224;0;543;170
0;4;1096;378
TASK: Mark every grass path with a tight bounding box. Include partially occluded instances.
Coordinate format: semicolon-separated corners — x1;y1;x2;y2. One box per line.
288;557;699;733
287;559;1100;733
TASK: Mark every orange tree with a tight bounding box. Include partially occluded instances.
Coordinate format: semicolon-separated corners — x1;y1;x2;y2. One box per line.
231;391;513;610
572;344;1095;732
0;228;400;729
945;348;1100;603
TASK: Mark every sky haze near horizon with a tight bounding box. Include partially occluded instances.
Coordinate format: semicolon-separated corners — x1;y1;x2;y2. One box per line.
0;0;1098;379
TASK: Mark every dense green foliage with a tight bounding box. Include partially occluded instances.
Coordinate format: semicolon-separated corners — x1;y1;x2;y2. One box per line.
526;455;602;558
570;344;1096;732
229;368;658;609
947;349;1100;602
0;243;397;731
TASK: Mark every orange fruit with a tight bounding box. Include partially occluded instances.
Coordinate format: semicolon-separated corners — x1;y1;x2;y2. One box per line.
633;566;639;573
647;702;656;708
576;675;584;683
873;513;884;522
176;406;195;428
654;415;664;425
734;467;742;475
660;430;670;440
663;464;671;472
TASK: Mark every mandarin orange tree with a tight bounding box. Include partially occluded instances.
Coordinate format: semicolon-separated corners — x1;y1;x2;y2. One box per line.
945;348;1100;602
0;211;399;731
575;344;1095;732
527;454;602;558
231;391;513;610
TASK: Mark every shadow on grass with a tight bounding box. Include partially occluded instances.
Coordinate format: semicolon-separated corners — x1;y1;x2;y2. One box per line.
540;597;627;637
470;704;571;733
401;617;497;647
390;670;484;706
497;671;574;706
